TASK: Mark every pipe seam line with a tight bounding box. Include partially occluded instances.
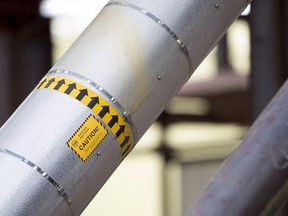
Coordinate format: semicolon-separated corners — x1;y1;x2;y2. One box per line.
42;69;136;157
105;1;193;76
48;69;136;140
0;148;74;215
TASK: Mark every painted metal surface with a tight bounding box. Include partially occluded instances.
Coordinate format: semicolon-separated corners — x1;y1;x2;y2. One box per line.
0;71;126;215
250;0;285;119
186;80;288;216
52;0;248;140
0;0;248;215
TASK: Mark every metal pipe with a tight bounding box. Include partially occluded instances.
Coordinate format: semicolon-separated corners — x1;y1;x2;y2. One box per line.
250;0;285;119
186;80;288;216
0;0;249;215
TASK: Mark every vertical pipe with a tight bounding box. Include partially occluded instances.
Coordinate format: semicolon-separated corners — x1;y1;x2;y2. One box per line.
250;0;285;119
217;34;231;72
284;0;288;80
0;32;12;126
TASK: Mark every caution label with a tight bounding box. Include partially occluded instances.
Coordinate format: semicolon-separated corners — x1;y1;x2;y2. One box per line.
68;115;108;161
35;75;133;158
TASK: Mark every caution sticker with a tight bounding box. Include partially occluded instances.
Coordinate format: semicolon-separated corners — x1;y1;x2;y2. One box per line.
68;115;108;161
35;75;133;158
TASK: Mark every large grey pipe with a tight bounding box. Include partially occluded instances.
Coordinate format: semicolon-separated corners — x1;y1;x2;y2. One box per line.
0;0;249;215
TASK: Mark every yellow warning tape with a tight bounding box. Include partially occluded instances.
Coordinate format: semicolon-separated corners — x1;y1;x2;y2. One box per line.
35;76;132;157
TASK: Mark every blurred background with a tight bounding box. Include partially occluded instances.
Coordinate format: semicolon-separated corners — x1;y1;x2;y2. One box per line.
0;0;287;215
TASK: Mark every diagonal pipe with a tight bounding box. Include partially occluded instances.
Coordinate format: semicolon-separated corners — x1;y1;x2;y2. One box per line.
0;0;250;215
186;80;288;216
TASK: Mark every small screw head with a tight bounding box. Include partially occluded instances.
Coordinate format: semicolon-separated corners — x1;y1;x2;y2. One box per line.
215;4;220;9
111;97;116;103
157;75;161;80
97;152;101;156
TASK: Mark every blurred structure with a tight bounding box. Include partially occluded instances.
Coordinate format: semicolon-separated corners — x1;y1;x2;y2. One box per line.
0;0;51;125
0;0;287;215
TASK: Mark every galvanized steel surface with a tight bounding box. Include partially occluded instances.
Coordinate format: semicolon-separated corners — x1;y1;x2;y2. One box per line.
186;80;288;216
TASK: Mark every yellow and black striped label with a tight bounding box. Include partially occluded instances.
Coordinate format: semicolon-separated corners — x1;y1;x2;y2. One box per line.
35;75;132;158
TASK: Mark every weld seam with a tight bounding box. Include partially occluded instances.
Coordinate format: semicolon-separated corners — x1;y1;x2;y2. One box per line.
48;69;137;143
0;148;74;215
105;1;193;75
